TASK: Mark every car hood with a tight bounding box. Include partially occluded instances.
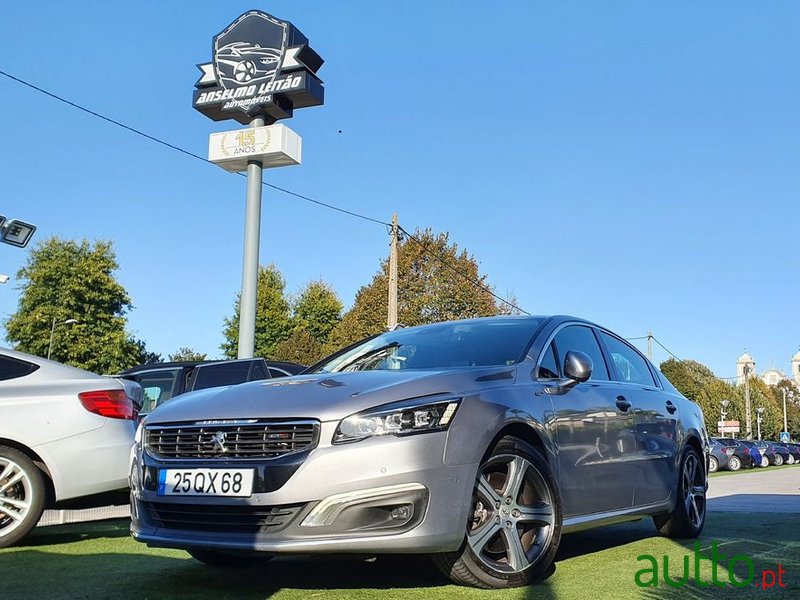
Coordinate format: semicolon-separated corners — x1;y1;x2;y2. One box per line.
145;366;516;425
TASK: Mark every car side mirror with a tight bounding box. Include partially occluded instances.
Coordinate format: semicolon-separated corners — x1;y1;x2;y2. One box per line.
563;351;592;385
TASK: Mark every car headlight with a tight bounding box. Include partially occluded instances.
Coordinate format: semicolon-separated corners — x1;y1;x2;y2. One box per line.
333;397;461;444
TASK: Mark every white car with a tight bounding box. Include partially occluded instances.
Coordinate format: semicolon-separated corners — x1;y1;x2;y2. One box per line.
0;347;141;547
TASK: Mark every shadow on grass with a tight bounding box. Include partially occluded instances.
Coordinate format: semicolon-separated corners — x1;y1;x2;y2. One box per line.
21;519;131;547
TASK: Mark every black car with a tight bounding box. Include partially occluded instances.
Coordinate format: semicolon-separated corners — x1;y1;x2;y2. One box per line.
755;441;786;466
710;438;751;470
774;442;799;464
708;438;733;472
120;358;305;415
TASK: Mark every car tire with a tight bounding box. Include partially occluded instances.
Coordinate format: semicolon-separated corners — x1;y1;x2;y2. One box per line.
774;454;784;466
727;456;741;471
0;446;47;549
188;548;271;568
787;455;795;465
653;446;706;539
708;456;719;473
432;436;562;589
760;456;769;468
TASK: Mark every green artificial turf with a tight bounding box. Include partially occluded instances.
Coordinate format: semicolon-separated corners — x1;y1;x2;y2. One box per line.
1;513;797;600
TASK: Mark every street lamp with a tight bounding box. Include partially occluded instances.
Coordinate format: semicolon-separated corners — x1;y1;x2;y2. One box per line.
48;318;78;360
720;399;730;438
756;406;765;441
782;388;789;435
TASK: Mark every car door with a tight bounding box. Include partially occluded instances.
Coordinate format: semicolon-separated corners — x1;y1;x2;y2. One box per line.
597;330;677;506
546;324;637;516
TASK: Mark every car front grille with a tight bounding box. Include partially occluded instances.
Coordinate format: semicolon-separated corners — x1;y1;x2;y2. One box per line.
145;420;318;460
146;502;303;534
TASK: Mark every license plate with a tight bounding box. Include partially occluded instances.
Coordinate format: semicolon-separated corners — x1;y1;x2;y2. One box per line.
157;468;254;497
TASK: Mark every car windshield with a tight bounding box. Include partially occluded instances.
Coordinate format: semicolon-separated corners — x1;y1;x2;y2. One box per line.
312;318;542;374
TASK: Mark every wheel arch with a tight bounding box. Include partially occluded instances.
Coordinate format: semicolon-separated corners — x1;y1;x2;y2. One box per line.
485;421;551;465
0;437;56;507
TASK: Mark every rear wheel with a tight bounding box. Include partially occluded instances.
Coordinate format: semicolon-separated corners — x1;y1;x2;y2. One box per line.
0;446;46;548
188;548;271;568
774;454;784;466
786;455;795;465
708;456;719;473
432;436;561;589
760;456;769;468
653;446;706;539
727;455;741;471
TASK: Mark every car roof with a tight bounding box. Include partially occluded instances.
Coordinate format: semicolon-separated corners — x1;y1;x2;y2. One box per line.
121;358;305;375
0;346;106;380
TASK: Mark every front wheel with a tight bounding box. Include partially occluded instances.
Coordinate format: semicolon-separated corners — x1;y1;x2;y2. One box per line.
774;454;784;466
653;446;706;539
760;456;769;468
432;436;562;589
786;455;795;465
0;446;47;548
727;455;741;471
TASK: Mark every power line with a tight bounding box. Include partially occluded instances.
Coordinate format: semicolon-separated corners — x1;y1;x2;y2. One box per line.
1;68;524;312
0;68;390;228
398;226;530;315
644;334;740;381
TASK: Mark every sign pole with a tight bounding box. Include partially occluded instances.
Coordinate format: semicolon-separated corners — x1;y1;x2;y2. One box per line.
237;115;266;359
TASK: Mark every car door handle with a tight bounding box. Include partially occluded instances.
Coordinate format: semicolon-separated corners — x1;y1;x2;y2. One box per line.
615;396;631;411
665;400;677;414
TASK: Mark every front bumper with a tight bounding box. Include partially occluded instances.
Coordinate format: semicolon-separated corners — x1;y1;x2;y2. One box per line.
131;422;477;554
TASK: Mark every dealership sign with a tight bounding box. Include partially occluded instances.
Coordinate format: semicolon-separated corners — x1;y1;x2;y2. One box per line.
193;10;324;124
208;124;302;172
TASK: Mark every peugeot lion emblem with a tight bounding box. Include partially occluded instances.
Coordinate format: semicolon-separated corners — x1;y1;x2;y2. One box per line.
211;431;228;454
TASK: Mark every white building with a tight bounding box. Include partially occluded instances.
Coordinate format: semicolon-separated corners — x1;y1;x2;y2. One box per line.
736;350;800;387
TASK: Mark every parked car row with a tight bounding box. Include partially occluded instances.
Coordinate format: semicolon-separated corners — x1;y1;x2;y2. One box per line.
708;437;799;472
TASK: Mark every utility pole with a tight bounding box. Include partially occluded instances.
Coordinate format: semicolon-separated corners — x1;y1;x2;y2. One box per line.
782;388;788;433
646;331;653;361
387;213;398;330
744;363;753;440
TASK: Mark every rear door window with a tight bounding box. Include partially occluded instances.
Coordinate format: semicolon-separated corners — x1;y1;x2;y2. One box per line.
0;356;40;381
597;331;656;387
191;361;252;391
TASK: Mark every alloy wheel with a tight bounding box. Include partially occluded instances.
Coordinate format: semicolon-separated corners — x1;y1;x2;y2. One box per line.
708;456;718;473
468;454;555;574
683;452;705;530
0;457;33;539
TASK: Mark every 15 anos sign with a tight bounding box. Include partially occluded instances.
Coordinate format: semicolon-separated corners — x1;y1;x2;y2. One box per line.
193;10;324;124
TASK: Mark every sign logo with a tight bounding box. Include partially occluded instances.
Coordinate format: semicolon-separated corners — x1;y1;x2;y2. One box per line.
194;10;324;125
211;431;228;454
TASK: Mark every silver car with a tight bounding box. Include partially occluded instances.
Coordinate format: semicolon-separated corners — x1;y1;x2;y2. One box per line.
0;348;141;547
131;316;709;589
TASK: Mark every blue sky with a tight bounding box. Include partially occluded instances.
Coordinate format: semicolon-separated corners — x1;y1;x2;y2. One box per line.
0;1;798;378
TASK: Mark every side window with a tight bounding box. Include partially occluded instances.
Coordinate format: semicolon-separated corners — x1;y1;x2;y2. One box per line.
268;367;292;378
598;331;656;387
134;369;180;413
191;361;251;391
250;361;269;381
537;342;559;379
0;356;40;381
552;325;609;381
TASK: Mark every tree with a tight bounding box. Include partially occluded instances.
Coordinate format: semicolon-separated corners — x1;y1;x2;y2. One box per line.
221;264;292;359
325;228;510;352
4;237;148;373
272;329;323;366
169;347;208;362
292;280;343;345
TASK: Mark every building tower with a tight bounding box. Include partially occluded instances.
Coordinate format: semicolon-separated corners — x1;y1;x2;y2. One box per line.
792;349;800;387
737;352;756;386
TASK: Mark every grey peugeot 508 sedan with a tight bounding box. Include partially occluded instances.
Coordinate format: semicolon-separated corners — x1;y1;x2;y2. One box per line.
131;316;709;589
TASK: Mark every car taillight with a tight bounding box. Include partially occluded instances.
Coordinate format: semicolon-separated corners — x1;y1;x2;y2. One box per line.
724;448;735;455
743;448;750;455
79;390;136;420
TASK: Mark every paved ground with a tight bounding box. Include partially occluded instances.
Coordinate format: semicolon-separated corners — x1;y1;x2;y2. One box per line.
708;466;800;512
